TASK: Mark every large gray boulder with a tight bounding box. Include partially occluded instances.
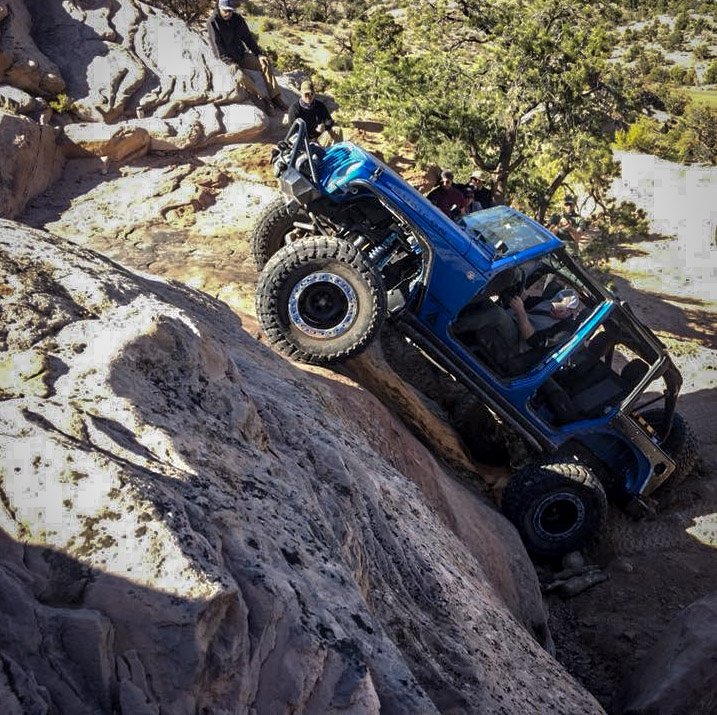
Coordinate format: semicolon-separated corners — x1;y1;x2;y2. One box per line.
0;0;65;95
0;0;276;215
0;220;605;714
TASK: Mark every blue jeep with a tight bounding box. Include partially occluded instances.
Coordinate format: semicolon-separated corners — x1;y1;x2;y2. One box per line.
253;119;698;557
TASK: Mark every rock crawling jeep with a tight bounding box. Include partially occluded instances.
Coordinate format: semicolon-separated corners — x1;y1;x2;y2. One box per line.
252;119;698;557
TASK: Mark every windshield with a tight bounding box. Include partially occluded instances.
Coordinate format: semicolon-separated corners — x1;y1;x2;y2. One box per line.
459;206;555;257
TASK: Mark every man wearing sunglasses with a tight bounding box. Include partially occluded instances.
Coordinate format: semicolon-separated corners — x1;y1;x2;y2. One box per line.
287;80;343;145
207;0;288;117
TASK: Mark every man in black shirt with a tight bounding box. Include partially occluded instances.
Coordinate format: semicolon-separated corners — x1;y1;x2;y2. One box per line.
287;80;342;144
207;0;287;117
467;172;492;210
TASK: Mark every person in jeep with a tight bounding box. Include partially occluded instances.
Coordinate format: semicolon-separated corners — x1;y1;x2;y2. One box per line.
510;288;583;351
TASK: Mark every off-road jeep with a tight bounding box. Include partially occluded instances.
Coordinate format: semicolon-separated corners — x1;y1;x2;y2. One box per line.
252;119;698;557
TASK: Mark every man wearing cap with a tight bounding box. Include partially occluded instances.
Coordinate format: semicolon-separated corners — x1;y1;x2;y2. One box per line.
287;80;342;144
467;172;492;210
548;196;585;250
207;0;288;117
427;170;466;218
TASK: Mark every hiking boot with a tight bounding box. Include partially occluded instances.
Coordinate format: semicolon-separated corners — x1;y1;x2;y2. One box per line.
249;95;275;117
259;97;275;117
271;95;289;112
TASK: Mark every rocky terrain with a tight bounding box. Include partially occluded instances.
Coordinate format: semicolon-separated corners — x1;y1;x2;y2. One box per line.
1;220;606;713
2;1;716;714
0;0;288;218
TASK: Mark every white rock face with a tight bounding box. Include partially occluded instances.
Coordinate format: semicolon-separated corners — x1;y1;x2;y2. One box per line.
22;0;276;131
0;0;277;216
0;220;605;714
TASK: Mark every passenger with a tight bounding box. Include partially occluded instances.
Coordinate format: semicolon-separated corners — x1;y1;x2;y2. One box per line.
207;0;288;117
467;172;492;209
427;170;466;218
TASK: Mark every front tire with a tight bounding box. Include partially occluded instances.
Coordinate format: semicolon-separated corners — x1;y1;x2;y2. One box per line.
251;196;311;270
502;460;607;557
256;236;387;365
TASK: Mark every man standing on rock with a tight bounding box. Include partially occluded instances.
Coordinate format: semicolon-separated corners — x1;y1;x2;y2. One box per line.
287;80;343;145
207;0;288;117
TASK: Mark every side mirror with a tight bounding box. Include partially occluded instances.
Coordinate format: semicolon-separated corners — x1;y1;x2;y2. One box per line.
495;240;508;256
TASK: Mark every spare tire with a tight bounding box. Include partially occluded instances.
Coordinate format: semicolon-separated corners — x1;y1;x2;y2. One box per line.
502;459;607;557
251;196;311;269
638;408;699;485
256;236;387;365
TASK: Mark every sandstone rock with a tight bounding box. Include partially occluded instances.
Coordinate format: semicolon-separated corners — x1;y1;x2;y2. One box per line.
61;121;151;161
0;85;42;114
618;591;717;715
0;220;605;713
23;0;267;125
0;0;65;95
0;111;64;218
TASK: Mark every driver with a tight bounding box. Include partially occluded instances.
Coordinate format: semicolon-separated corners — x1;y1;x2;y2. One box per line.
510;288;582;350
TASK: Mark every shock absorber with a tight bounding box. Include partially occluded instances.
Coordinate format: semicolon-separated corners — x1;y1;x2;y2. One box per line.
368;232;398;267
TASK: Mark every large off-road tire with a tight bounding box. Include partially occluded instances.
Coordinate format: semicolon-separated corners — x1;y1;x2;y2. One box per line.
638;408;699;485
251;196;311;269
502;460;608;557
256;236;387;365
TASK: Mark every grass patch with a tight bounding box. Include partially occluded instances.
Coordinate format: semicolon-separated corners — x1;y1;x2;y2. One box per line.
685;87;717;107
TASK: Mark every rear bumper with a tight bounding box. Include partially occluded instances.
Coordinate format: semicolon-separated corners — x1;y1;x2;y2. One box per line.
610;411;676;496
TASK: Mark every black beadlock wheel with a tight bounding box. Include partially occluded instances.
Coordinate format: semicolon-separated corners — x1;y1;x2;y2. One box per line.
251;196;311;270
256;236;387;365
638;408;699;485
502;460;607;557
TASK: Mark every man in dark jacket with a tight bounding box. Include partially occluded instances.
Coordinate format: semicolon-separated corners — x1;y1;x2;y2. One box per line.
427;170;466;218
207;0;287;116
287;80;342;144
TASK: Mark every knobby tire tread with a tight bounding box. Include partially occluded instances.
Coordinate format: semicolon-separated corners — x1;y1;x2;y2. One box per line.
502;460;607;557
251;196;308;270
256;236;386;365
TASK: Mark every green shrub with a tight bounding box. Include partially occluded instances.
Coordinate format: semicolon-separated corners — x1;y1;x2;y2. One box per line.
49;93;76;114
693;43;711;61
274;51;311;74
328;53;353;72
260;18;277;32
243;0;264;14
615;116;662;154
704;60;717;85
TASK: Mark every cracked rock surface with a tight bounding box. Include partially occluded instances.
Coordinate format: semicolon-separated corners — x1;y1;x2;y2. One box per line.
0;220;605;713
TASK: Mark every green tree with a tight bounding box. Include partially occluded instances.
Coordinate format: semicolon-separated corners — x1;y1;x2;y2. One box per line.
704;60;717;84
338;0;639;219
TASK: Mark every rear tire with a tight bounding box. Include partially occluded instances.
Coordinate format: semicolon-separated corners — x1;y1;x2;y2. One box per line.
502;460;607;557
638;408;699;485
256;236;387;365
251;196;311;269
